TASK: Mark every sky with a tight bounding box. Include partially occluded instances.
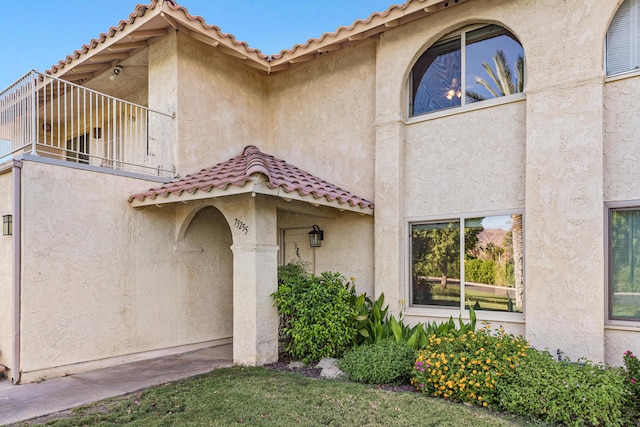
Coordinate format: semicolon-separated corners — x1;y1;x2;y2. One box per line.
0;0;395;90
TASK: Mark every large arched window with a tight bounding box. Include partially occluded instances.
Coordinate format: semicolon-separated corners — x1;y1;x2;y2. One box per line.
410;24;525;117
606;0;640;76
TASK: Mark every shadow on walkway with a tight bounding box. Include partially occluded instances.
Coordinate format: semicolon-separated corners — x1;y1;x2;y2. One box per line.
0;344;232;425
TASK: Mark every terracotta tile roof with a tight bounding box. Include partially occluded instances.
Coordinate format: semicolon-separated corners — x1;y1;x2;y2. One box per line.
128;145;375;211
269;2;411;60
46;0;467;79
47;0;268;78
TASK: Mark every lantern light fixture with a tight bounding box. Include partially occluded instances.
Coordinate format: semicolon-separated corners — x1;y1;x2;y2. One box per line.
2;215;12;236
308;224;324;248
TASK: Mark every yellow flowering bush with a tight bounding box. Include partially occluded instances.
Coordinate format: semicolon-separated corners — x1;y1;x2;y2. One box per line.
412;325;530;408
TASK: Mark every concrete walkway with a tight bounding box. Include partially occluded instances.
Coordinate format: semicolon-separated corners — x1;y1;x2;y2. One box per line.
0;344;232;425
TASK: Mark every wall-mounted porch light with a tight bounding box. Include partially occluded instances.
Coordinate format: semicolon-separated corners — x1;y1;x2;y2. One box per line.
109;65;124;81
2;215;12;236
308;224;324;248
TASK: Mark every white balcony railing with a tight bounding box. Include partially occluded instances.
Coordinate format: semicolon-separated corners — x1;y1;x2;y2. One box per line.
0;71;175;178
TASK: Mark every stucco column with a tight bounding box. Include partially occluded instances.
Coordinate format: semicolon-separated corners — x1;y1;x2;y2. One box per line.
230;195;279;365
374;119;406;315
524;76;605;362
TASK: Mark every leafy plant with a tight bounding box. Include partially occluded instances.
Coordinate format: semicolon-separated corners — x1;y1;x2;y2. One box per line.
352;292;389;345
272;264;356;363
623;350;640;408
353;290;476;351
413;325;526;409
339;339;415;385
497;350;629;426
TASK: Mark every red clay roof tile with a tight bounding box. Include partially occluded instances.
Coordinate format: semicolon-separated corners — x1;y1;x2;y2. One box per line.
128;145;375;210
46;0;423;76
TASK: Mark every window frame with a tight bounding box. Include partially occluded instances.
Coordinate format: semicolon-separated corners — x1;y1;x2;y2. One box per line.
605;0;640;78
406;209;525;322
408;24;525;118
605;201;640;326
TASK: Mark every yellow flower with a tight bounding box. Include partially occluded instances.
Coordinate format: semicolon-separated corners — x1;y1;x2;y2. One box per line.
483;402;488;407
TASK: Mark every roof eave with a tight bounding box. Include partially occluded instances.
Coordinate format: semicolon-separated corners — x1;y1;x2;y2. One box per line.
269;0;470;69
47;1;271;83
129;180;374;216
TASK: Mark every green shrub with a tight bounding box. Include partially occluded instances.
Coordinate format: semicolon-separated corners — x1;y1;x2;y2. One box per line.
339;339;415;385
465;259;496;284
497;350;629;426
272;265;355;363
413;325;528;409
624;350;640;405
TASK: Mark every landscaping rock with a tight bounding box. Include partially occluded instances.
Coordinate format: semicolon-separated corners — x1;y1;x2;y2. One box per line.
316;358;338;370
319;365;345;379
316;358;345;379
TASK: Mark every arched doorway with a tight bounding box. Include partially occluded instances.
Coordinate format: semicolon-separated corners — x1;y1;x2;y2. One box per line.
177;206;233;346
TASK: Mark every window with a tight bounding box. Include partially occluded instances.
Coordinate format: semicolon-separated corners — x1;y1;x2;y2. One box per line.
66;133;90;164
410;25;525;116
609;207;640;321
411;213;524;313
606;0;640;76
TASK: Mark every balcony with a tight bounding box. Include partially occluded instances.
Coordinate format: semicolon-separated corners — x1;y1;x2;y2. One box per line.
0;71;175;178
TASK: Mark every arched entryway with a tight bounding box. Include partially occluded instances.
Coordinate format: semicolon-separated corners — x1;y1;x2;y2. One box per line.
177;206;233;348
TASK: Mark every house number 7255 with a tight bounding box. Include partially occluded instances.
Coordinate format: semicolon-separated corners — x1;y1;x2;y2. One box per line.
234;218;249;235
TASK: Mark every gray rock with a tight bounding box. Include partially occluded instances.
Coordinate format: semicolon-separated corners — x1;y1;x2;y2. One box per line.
320;365;345;379
316;358;338;369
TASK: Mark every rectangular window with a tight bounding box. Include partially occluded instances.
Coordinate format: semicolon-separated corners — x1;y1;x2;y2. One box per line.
66;132;90;164
411;213;523;313
609;208;640;321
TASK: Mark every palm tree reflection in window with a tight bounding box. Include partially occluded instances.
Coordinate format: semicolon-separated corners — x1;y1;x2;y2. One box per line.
466;50;524;102
410;24;524;116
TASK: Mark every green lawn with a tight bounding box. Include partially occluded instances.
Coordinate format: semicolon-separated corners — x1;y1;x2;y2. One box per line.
15;367;544;426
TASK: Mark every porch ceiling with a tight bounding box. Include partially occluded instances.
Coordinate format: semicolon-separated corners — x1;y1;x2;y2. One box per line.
128;145;375;215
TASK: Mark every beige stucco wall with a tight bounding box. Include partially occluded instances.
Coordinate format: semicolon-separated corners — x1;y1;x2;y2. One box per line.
604;75;640;202
404;100;526;217
277;206;375;297
18;160;234;381
369;0;634;363
11;0;640;379
0;170;12;372
267;40;377;203
173;33;268;174
602;69;640;365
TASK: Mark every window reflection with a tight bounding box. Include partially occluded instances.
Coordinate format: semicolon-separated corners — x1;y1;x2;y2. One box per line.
463;215;523;313
411;25;524;117
411;221;461;308
411;214;524;313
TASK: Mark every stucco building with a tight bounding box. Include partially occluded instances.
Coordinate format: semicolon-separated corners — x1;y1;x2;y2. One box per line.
1;0;639;383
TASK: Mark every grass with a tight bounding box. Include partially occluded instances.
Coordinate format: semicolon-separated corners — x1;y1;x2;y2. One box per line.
427;283;521;312
14;367;544;426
